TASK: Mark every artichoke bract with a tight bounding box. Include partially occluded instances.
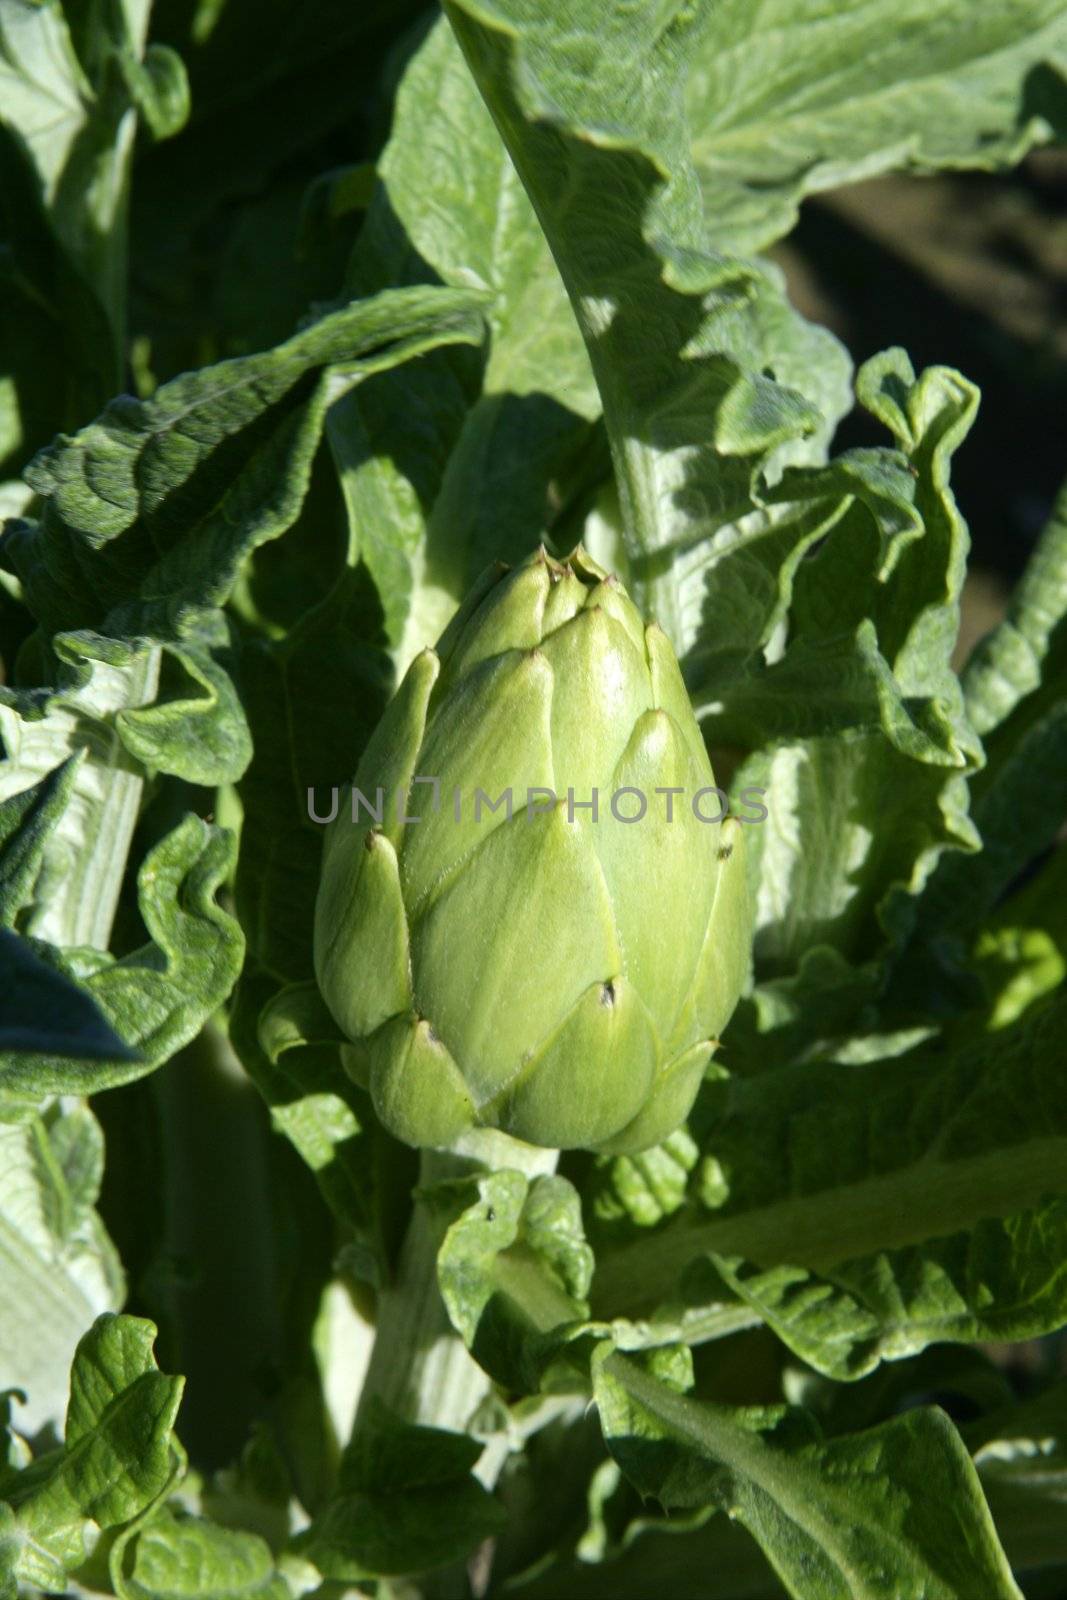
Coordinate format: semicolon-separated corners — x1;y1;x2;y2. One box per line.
314;546;751;1154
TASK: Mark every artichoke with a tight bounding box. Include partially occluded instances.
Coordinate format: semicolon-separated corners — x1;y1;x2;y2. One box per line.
314;546;751;1154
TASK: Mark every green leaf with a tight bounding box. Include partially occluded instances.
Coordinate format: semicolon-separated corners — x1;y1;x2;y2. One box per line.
233;575;389;981
0;815;243;1098
915;704;1067;957
5;1314;183;1595
686;441;925;723
591;997;1067;1374
594;1348;1021;1600
115;613;253;787
437;1169;592;1394
240;970;404;1280
746;354;981;958
0;1106;123;1436
707;1203;1067;1385
1;626;245;935
0;0;195;403
963;471;1067;739
114;1505;294;1600
117;44;191;143
706;353;985;1073
443;0;852;655
295;1399;506;1579
968;843;1067;1030
329;16;598;663
910;476;1067;955
591;1130;699;1234
685;1;1067;254
2;287;487;641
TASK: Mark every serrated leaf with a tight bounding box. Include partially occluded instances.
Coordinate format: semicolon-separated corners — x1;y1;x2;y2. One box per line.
712;354;985;1065
910;477;1067;956
115;613;252;786
1;287;486;641
591;1130;699;1232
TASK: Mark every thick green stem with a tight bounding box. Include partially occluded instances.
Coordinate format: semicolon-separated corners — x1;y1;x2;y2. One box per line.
591;1123;1067;1319
357;1132;558;1434
8;647;161;951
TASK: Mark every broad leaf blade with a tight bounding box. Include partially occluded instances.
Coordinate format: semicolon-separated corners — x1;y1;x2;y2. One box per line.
686;1;1067;253
1;287;486;639
444;0;852;656
594;1349;1021;1600
330;17;598;665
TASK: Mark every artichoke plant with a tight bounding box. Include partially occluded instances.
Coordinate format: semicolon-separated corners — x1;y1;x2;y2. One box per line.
314;546;751;1153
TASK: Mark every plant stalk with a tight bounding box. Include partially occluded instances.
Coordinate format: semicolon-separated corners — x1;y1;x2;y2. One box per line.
357;1133;558;1434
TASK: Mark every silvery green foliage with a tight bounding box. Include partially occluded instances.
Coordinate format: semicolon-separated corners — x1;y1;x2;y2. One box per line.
315;546;750;1153
2;0;1067;1596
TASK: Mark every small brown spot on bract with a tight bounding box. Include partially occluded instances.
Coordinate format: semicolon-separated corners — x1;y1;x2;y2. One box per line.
486;1207;495;1222
601;981;616;1006
718;841;734;861
364;829;380;852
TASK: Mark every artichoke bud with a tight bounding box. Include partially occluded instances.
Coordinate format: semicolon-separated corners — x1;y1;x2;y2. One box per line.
314;545;752;1154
